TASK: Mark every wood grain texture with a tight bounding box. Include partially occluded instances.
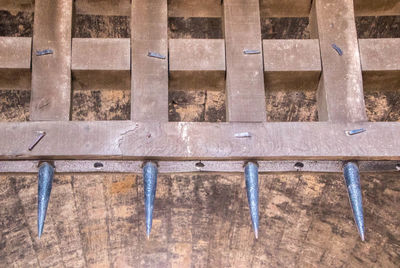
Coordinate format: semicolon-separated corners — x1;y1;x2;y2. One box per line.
131;0;168;122
1;172;399;267
223;0;267;122
0;121;400;160
30;0;73;121
311;0;367;123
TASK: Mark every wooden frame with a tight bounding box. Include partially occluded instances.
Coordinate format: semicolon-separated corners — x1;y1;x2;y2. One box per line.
1;0;399;173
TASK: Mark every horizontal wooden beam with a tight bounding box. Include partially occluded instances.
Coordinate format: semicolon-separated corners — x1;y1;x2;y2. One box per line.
169;39;225;71
1;160;399;174
0;37;31;90
169;39;225;91
1;121;400;160
263;39;321;90
71;38;130;90
168;0;222;17
72;38;130;71
260;0;400;17
354;0;400;16
359;38;400;91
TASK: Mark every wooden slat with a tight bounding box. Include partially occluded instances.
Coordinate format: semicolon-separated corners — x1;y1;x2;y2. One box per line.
1;160;399;174
0;121;399;160
263;39;321;90
71;38;130;90
359;39;400;71
169;39;225;91
74;0;131;16
260;0;312;18
311;0;367;123
30;0;73;121
223;0;266;122
0;37;31;90
131;0;168;122
359;38;400;91
168;0;222;17
354;0;400;16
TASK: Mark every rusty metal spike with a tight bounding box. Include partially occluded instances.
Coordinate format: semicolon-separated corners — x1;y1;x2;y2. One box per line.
143;162;158;238
37;162;54;238
244;162;259;239
343;162;365;241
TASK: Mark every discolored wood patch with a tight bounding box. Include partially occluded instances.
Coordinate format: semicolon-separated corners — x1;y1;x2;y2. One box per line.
168;90;226;122
364;90;400;121
168;17;223;39
0;10;33;37
73;15;130;38
261;17;310;39
72;90;130;121
0;90;30;121
0;172;399;267
356;16;400;38
265;90;318;122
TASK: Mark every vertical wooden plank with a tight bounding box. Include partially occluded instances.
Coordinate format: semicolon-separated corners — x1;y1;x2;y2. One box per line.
131;0;168;122
30;0;73;121
223;0;266;122
311;0;367;122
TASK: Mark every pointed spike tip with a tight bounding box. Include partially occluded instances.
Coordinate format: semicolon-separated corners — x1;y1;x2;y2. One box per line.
37;162;54;238
244;162;259;239
343;162;365;242
143;162;158;238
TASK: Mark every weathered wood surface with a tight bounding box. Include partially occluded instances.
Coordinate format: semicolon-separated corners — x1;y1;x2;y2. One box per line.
2;160;400;174
311;0;367;123
1;121;400;160
0;36;31;90
1;172;399;267
131;0;168;122
223;0;266;122
30;0;73;121
263;39;321;91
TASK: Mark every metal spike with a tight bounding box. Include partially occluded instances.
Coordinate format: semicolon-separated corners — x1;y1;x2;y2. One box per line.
343;162;365;241
143;162;158;238
244;162;259;239
37;162;54;238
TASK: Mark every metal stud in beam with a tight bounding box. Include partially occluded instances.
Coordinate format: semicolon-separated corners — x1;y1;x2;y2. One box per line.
143;161;158;238
37;162;54;238
343;162;365;241
244;162;259;239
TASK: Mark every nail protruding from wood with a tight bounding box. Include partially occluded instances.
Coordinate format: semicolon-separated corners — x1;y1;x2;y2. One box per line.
343;162;365;241
28;131;46;151
244;162;259;239
143;161;158;238
37;162;54;238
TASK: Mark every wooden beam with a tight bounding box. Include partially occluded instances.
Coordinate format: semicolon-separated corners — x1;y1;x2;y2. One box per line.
169;39;225;91
359;38;400;91
354;0;400;16
0;121;399;160
311;0;367;123
223;0;266;122
260;0;312;18
74;0;131;16
71;38;130;90
0;37;31;90
131;0;168;122
1;160;399;174
263;39;321;90
168;0;222;17
30;0;73;121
